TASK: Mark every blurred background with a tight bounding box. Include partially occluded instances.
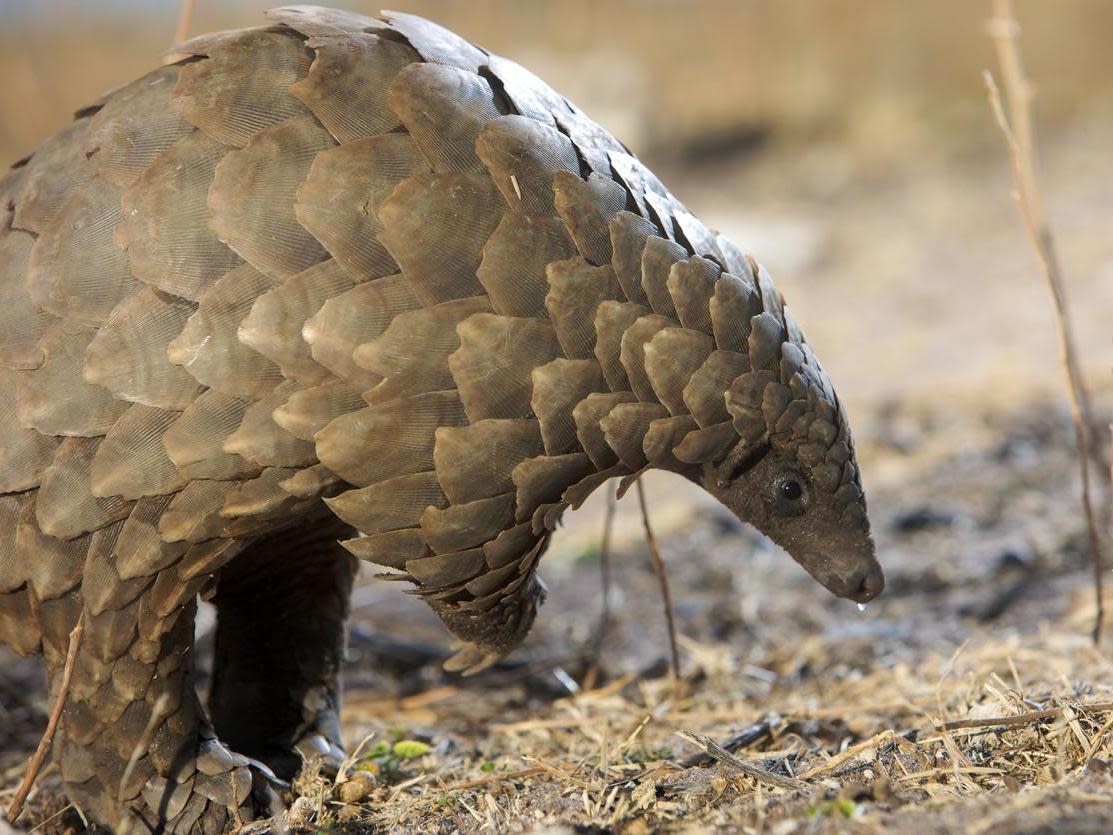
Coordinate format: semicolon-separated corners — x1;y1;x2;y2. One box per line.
1;0;1111;413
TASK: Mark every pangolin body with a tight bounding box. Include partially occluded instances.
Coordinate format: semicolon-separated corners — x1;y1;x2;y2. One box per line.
0;6;882;831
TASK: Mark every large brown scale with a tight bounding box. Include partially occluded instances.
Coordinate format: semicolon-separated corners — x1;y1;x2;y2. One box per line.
0;6;882;832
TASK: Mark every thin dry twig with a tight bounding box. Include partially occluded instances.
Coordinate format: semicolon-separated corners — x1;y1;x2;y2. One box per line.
27;802;75;834
172;0;197;45
6;614;85;823
676;731;807;792
165;0;198;63
445;767;546;793
595;480;617;652
794;730;894;780
936;700;1113;732
583;481;618;692
636;478;681;693
118;693;173;802
985;0;1105;644
521;756;596;791
680;721;774;768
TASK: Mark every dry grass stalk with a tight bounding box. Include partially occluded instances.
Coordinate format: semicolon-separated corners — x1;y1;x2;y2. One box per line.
446;766;546;793
164;0;197;63
6;614;85;823
117;692;173;802
521;755;596;791
636;478;681;695
675;731;807;791
680;721;773;768
937;700;1113;732
585;481;618;688
985;0;1106;643
794;730;894;780
24;802;75;834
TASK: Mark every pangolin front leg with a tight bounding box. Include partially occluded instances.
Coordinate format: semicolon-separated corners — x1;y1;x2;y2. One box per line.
51;582;264;834
51;520;354;832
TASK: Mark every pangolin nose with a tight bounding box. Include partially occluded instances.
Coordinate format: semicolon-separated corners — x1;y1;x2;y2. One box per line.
851;564;885;603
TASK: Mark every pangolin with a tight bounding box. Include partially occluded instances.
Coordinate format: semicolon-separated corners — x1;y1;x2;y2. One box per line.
0;6;883;832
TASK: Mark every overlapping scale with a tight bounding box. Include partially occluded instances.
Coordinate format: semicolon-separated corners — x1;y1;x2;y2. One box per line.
222;380;316;467
433;419;544;504
273;380;365;441
209;116;335;280
18;323;128;437
448;313;561;422
545;258;623;360
163;390;259;481
82;65;193;188
553;171;627;266
315;390;466;487
477;116;580;214
91;405;185;500
388;62;502;174
643;327;715;416
477;214;576;318
325;471;447;533
0;369;58;492
84;288;203;410
36;437;133;540
167;264;283;398
531;358;607;455
354;296;491;403
290;33;418;142
237;258;352;384
378;172;502;305
27;178;136;326
175;29;313;148
0;226;54;369
10;122;92;234
295;133;429;283
120;131;243;301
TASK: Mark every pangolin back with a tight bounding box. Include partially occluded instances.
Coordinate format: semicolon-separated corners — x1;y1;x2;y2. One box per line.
0;6;856;674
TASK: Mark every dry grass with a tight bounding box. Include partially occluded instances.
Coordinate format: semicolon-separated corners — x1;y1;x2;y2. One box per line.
984;0;1107;643
268;578;1113;833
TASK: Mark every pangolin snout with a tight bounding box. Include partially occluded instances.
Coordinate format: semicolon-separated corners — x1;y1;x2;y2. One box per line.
848;562;885;603
807;552;885;603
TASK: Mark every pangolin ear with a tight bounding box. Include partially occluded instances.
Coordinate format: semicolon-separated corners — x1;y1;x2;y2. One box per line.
712;439;770;489
725;370;774;445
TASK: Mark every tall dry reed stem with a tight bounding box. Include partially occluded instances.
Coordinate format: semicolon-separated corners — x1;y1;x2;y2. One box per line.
985;0;1106;643
164;0;198;63
6;613;85;823
635;479;681;697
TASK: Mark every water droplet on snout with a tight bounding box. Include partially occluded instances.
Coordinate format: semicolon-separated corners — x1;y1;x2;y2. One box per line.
857;602;869;613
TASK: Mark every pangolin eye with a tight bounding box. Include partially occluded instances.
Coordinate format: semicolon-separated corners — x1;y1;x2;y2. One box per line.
780;479;803;501
770;473;809;516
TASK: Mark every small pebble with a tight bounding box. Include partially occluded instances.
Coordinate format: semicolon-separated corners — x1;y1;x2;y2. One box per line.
337;771;376;803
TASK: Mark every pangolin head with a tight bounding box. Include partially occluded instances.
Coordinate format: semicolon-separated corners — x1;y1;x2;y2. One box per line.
702;310;883;604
